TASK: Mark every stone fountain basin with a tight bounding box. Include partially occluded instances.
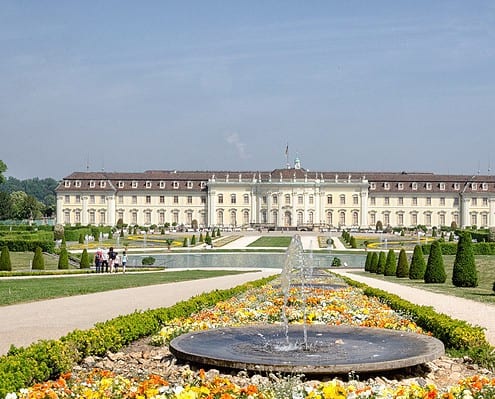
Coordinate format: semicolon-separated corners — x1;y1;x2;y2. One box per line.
169;324;445;375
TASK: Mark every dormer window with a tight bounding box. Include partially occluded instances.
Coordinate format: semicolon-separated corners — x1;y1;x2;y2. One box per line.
159;181;165;189
439;183;446;191
89;180;95;188
187;181;193;189
100;180;106;188
383;182;390;190
482;183;488;191
397;183;404;190
132;181;138;188
173;181;179;189
370;182;376;190
471;183;477;190
118;181;124;188
454;183;460;190
426;183;432;190
412;182;418;190
200;181;206;189
75;180;81;188
64;180;70;187
145;181;152;188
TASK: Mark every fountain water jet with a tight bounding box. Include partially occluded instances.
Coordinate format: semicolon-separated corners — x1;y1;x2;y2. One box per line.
170;235;444;375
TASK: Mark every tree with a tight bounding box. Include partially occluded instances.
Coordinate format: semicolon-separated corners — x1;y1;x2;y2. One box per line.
396;248;409;277
369;252;379;273
350;236;357;249
424;241;446;283
190;235;196;245
58;248;69;269
78;233;84;244
364;252;372;272
452;232;478;287
376;251;386;274
384;249;397;276
449;232;454;242
0;246;12;271
199;232;204;243
32;247;45;270
409;245;426;279
0;160;6;184
80;248;90;269
183;237;188;247
0;191;12;220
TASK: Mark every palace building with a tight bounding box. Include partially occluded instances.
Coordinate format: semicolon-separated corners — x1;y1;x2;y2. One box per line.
55;159;495;230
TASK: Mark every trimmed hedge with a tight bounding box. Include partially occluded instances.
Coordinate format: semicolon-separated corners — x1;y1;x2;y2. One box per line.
0;276;276;397
421;241;495;255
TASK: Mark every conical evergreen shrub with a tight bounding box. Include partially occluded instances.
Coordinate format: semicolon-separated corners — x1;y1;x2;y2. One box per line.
58;247;69;270
0;246;12;271
376;251;386;274
384;249;397;276
364;252;372;272
80;248;90;269
199;232;204;243
369;252;379;273
409;245;426;279
452;232;478;287
78;233;84;244
396;248;409;277
32;246;45;270
350;236;357;249
424;241;446;283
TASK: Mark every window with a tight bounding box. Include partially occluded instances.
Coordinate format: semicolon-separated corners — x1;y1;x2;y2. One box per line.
173;211;179;224
201;196;206;204
118;211;124;221
243;211;249;225
308;211;314;224
89;195;95;204
454;197;459;205
99;211;106;225
384;197;390;205
132;212;137;225
439;183;446;191
412;182;418;191
472;198;477;206
272;194;278;205
100;195;105;204
472;183;477;191
118;181;124;188
425;213;431;226
309;195;314;205
200;181;206;189
132;195;137;204
285;194;291;205
327;195;332;205
89;180;95;188
262;195;267;205
369;213;376;225
384;182;390;190
160;196;165;204
339;211;345;226
217;210;224;225
65;195;70;204
118;195;123;204
471;213;477;226
173;195;179;204
326;211;333;226
398;182;404;190
411;213;417;225
159;212;165;224
75;181;81;188
426;197;431;206
100;180;106;188
440;197;445;206
64;210;70;224
454;183;460;190
261;210;267;223
297;211;303;225
187;212;193;225
482;213;488;226
187;196;193;204
353;195;358;205
398;197;403;205
89;211;95;224
370;197;376;205
75;195;81;203
483;197;488;206
370;183;376;190
352;211;358;225
145;211;151;225
244;194;249;204
159;181;165;189
398;213;404;226
384;213;390;225
482;183;488;191
173;181;179;189
218;194;223;204
340;195;345;205
298;195;303;205
146;195;151;204
187;181;193;189
145;181;151;188
132;181;138;188
426;183;432;190
439;213;445;226
412;197;418;206
74;211;80;224
231;194;236;204
64;181;70;188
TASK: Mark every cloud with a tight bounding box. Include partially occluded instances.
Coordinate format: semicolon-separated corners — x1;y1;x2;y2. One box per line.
225;133;250;160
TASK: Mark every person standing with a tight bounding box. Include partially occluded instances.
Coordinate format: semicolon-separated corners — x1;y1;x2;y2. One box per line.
114;252;120;273
101;249;109;273
122;251;127;274
94;251;101;273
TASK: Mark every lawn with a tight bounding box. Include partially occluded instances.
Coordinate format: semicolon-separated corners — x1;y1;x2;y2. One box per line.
247;236;292;247
0;269;252;306
354;254;495;304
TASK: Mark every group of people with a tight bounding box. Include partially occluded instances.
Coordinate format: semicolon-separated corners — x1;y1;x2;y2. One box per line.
94;247;127;273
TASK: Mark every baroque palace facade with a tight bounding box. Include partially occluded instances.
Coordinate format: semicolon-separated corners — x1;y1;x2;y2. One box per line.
55;161;495;230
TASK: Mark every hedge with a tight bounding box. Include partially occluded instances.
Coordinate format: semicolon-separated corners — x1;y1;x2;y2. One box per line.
421;241;495;255
0;238;55;252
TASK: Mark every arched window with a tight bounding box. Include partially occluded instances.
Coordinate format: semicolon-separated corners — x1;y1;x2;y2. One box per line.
352;211;358;225
326;211;333;226
217;210;224;226
339;211;345;226
230;210;236;226
297;211;303;225
243;210;249;225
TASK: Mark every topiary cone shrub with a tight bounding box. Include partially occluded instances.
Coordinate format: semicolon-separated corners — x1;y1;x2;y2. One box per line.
376;251;386;274
80;248;90;269
58;247;69;270
409;245;426;279
0;246;12;271
364;252;372;272
384;249;397;276
32;246;45;270
424;240;446;283
369;252;379;273
396;248;409;278
452;232;478;287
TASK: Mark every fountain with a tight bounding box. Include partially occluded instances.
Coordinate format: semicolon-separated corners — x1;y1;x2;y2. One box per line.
170;235;444;375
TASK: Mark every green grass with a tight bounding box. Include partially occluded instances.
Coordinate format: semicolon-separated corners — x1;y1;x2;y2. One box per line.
0;269;252;306
353;255;495;304
247;236;293;247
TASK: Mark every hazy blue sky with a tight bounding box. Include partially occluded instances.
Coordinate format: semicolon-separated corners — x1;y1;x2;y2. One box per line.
2;1;495;180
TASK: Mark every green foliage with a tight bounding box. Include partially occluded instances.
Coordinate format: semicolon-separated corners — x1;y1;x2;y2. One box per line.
396;248;409;278
58;248;69;269
78;233;84;244
384;249;396;276
376;251;386;274
141;256;156;265
331;257;341;267
183;237;188;247
452;232;478;287
80;248;90;269
212;229;216;238
409;245;426;279
369;252;378;273
0;246;12;271
364;252;372;272
205;231;212;245
53;224;64;240
350;236;357;249
216;227;221;237
32;246;45;270
190;235;196;245
424;241;446;283
449;232;454;242
199;232;204;242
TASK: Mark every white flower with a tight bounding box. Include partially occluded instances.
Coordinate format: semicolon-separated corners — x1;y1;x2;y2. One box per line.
5;393;17;399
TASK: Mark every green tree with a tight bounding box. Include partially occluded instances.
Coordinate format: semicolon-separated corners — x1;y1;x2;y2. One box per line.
32;247;45;270
364;252;372;272
80;248;90;269
376;251;386;274
396;248;409;277
58;247;69;269
0;246;12;271
78;233;84;244
350;236;357;249
424;241;446;283
190;235;196;245
205;232;212;245
216;227;221;237
384;249;397;276
0;191;12;220
369;252;379;273
448;232;454;242
0;160;6;184
452;232;478;287
199;232;204;243
409;245;426;279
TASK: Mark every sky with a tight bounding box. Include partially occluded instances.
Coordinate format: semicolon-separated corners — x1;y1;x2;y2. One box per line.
1;1;495;180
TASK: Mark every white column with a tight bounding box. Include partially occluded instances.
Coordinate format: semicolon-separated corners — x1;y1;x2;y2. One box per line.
56;195;64;225
360;189;368;228
208;190;216;227
461;196;470;228
250;189;257;224
489;198;495;227
82;196;88;225
107;195;116;226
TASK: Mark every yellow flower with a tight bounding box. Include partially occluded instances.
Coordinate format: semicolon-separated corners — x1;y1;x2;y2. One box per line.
321;380;347;399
